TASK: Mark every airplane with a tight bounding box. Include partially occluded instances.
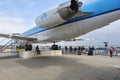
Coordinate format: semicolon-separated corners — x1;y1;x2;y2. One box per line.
0;0;120;50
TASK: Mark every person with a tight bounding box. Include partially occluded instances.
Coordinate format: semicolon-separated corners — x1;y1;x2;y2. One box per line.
59;46;61;50
69;46;73;54
74;47;77;54
65;46;68;53
78;46;81;55
29;44;32;51
16;46;20;53
88;46;93;56
109;47;114;57
36;45;40;54
81;46;85;54
91;46;95;55
25;44;29;51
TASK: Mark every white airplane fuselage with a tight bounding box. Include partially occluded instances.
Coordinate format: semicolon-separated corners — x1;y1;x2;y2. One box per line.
21;0;120;43
31;10;120;42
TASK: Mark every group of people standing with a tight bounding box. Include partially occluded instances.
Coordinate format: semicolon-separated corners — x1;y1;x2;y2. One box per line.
17;44;115;57
64;46;86;55
64;46;115;57
88;46;95;55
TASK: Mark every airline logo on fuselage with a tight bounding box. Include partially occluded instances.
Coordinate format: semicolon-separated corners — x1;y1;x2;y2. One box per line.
41;13;47;19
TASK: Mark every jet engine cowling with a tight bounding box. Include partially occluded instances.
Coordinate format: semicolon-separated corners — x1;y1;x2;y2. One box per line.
35;0;82;28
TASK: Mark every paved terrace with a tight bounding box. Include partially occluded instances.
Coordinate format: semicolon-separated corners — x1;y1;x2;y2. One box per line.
0;53;120;80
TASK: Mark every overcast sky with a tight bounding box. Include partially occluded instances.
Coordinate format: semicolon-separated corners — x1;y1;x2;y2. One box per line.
0;0;120;46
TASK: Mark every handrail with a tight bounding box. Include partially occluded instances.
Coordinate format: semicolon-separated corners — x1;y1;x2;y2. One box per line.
1;39;13;52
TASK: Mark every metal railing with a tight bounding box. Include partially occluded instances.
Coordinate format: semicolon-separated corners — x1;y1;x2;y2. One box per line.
1;39;13;52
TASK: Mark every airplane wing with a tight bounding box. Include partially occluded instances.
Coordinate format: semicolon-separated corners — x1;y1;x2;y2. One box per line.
0;33;37;41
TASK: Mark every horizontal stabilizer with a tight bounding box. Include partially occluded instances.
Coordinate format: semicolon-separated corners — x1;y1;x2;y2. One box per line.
0;33;37;41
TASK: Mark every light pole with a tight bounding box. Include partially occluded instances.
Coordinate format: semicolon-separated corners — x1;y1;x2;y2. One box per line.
104;42;108;48
104;42;109;55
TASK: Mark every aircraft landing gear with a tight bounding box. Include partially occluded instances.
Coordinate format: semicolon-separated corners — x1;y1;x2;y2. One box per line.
25;43;32;51
51;42;59;50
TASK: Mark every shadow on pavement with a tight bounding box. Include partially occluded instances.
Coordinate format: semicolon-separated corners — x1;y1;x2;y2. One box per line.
15;56;120;80
15;56;80;69
0;54;19;60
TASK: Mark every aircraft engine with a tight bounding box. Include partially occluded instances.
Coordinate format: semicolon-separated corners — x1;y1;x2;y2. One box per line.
35;0;82;28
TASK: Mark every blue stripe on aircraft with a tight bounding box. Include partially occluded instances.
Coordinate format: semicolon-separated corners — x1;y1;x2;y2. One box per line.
21;27;48;36
21;0;120;37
